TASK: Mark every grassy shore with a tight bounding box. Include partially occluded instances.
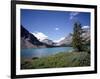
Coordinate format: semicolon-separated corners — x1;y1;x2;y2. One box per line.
21;52;90;69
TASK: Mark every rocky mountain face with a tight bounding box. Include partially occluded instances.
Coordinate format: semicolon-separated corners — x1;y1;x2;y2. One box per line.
41;39;54;46
58;34;72;46
58;28;90;46
21;25;50;48
82;28;90;42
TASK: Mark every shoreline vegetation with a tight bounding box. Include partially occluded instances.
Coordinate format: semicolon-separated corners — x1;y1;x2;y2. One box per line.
21;51;90;69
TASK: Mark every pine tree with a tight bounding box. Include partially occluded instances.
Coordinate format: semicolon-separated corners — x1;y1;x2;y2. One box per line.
72;22;83;51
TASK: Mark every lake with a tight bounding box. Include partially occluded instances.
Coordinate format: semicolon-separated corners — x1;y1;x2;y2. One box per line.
21;47;73;59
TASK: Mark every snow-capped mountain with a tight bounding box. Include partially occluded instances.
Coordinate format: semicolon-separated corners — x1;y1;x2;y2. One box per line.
58;34;72;46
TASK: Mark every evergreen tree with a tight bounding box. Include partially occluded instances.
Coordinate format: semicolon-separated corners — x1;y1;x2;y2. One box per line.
72;22;83;51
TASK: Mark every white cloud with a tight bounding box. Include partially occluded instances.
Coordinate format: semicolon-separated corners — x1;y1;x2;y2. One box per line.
55;28;59;31
70;12;79;20
32;32;48;41
82;26;90;29
54;37;65;43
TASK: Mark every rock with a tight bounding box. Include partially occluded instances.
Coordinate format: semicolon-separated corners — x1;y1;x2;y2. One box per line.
41;39;54;46
21;25;49;48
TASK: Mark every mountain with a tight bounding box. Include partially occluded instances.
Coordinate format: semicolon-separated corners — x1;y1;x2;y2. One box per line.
41;39;54;46
82;28;90;42
58;28;90;46
21;25;51;48
21;25;90;48
58;34;72;46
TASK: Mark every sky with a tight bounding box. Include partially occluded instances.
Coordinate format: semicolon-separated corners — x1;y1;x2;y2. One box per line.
21;9;90;42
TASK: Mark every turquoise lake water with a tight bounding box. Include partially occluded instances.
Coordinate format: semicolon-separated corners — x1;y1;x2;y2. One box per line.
21;47;73;58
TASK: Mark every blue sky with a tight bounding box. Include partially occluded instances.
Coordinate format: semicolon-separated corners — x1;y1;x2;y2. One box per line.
21;9;90;42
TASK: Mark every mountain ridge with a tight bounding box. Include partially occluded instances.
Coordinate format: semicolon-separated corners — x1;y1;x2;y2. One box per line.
21;25;53;48
21;25;90;48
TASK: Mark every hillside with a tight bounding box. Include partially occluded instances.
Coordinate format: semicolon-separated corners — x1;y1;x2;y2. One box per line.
21;25;52;48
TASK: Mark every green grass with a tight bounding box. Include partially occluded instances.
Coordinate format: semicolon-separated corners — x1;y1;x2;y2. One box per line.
21;52;90;69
